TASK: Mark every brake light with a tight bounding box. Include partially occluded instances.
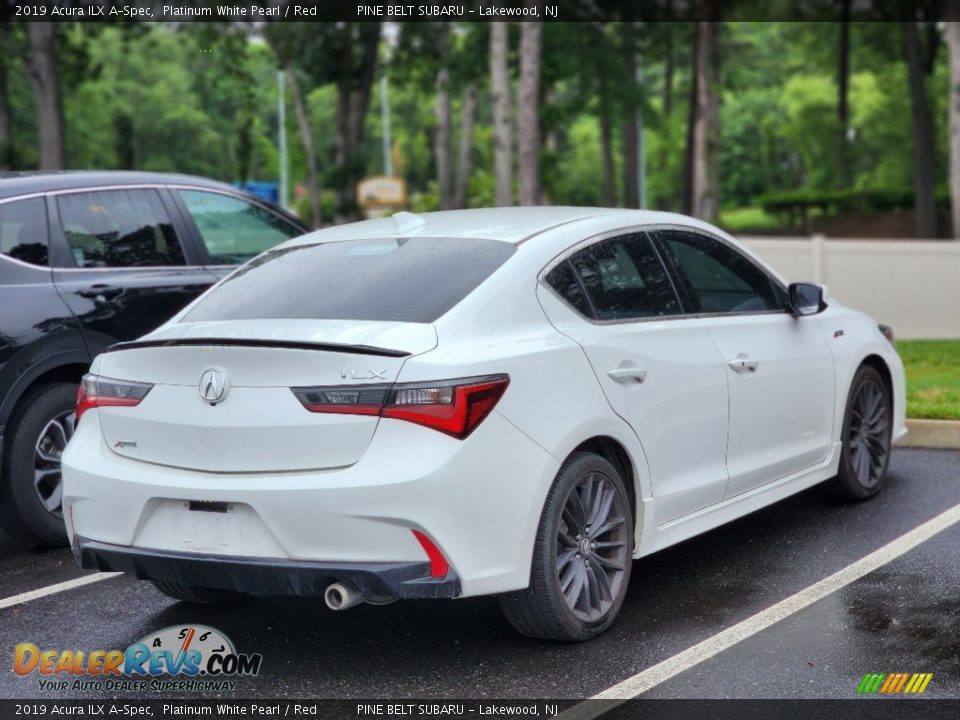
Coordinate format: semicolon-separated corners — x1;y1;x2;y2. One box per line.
75;374;153;425
291;374;509;439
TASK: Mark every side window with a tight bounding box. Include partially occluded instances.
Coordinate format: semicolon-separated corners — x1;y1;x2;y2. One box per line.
657;230;781;314
0;197;49;267
56;189;186;268
546;234;681;320
179;190;302;265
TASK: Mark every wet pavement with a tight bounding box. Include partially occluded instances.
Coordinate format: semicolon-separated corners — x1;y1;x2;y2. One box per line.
0;447;958;700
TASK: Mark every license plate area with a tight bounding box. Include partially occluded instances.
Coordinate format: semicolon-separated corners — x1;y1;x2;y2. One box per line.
133;499;286;557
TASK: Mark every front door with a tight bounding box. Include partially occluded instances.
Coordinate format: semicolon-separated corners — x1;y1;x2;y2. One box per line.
654;228;836;499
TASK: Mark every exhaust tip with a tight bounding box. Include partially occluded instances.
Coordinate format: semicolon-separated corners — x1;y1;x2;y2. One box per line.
324;582;363;611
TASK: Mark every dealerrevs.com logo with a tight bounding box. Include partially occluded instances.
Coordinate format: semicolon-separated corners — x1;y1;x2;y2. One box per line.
14;625;262;692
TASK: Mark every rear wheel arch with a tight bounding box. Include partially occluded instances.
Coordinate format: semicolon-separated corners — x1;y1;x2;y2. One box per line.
1;360;89;428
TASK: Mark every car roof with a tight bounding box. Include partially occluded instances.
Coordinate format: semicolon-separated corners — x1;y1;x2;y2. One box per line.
0;170;239;200
288;206;723;246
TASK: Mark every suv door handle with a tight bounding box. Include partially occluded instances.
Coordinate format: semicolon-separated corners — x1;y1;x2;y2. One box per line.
728;355;759;373
607;367;647;384
78;284;124;301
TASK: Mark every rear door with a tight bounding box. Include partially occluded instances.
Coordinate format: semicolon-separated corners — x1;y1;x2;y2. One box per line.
537;231;730;524
49;186;216;355
653;228;835;499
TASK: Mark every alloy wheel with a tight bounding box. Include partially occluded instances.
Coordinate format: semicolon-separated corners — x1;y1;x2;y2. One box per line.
33;410;74;518
555;471;629;623
848;379;889;489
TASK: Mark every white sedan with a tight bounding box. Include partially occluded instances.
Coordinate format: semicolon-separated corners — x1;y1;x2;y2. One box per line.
62;207;905;641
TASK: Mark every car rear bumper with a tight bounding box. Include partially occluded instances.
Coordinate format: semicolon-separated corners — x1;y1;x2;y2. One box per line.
62;407;560;598
76;537;460;599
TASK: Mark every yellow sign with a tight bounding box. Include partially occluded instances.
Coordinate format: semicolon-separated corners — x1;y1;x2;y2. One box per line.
357;176;407;209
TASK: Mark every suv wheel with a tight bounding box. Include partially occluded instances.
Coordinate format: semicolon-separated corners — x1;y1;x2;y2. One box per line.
0;383;76;547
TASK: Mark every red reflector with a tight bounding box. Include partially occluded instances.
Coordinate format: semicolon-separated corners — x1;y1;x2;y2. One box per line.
411;529;450;579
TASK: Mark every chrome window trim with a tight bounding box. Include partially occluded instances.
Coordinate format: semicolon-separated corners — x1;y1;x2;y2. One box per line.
45;184;228;273
0;182;289;273
0;194;52;270
537;222;790;327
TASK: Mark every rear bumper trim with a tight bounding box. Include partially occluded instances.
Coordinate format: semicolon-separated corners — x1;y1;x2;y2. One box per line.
76;537;461;600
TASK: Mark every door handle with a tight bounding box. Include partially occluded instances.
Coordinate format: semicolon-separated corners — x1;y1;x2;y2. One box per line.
78;284;124;301
607;367;647;384
728;355;759;374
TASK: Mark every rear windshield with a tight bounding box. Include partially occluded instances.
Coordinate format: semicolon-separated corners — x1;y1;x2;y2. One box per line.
183;237;516;324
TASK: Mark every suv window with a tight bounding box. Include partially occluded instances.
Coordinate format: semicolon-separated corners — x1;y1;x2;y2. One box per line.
56;189;186;268
546;234;681;320
656;229;781;314
179;190;302;265
183;237;516;324
0;197;49;267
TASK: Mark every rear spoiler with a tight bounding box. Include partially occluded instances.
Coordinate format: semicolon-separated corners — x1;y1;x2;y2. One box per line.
103;337;411;358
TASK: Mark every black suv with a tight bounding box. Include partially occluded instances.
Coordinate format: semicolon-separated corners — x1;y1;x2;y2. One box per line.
0;171;308;546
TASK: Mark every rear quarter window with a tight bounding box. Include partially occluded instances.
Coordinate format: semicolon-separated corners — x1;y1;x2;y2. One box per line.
183;237;516;324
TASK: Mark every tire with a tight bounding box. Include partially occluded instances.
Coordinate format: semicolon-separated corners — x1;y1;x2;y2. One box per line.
0;382;78;548
834;365;893;501
151;580;241;605
500;452;634;641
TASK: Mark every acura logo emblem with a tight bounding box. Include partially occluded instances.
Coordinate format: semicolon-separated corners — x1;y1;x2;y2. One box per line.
199;367;227;404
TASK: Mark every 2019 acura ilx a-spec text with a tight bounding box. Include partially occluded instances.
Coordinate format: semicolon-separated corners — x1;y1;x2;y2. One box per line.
62;207;905;641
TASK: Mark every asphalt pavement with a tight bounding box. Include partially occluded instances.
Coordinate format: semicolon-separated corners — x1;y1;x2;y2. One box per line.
1;447;958;700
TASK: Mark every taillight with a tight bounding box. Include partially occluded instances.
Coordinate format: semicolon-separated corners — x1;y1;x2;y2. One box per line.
75;374;153;425
291;374;509;440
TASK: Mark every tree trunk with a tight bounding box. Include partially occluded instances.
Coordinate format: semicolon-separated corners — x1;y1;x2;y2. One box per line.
332;23;381;221
657;14;675;209
453;82;477;209
517;19;542;206
27;23;66;170
837;0;852;188
902;20;938;238
689;19;719;223
620;7;639;208
287;65;321;228
490;22;513;207
947;20;960;239
599;75;616;207
435;26;453;210
0;22;12;170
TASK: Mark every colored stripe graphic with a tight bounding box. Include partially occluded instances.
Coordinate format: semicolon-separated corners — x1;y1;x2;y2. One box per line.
857;673;886;694
858;672;933;694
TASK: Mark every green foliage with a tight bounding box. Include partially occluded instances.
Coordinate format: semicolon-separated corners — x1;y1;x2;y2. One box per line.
758;187;950;223
897;341;960;421
2;19;952;228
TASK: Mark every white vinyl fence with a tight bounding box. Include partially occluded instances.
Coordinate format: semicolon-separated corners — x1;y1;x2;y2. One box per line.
740;236;960;340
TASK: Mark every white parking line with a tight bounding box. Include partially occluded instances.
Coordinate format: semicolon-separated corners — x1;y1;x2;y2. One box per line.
561;501;960;718
0;572;123;610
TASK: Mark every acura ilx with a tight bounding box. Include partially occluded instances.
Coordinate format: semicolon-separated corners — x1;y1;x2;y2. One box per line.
62;207;905;641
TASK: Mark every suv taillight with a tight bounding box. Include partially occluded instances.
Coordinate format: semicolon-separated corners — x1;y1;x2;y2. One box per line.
76;374;153;425
291;375;509;440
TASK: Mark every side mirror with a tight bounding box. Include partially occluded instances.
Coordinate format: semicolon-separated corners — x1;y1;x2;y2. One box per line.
787;282;826;318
